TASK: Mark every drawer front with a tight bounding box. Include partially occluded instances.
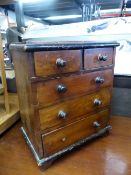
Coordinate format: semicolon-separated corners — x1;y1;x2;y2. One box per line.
42;109;110;157
36;69;113;107
34;50;81;77
84;48;114;69
39;88;111;131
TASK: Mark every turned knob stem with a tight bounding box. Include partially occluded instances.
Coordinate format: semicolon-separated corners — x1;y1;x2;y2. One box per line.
56;58;66;67
98;55;108;61
57;84;67;93
93;121;101;128
95;77;104;84
58;111;67;119
94;99;102;106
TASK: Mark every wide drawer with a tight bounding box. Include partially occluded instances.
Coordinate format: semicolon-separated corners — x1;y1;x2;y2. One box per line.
39;88;111;131
42;109;110;157
84;48;114;69
34;50;81;77
36;69;113;107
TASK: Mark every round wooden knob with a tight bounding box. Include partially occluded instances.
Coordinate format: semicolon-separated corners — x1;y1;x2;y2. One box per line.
98;54;108;61
56;58;66;67
58;111;67;119
94;99;102;106
57;84;67;93
93;121;101;128
95;77;104;84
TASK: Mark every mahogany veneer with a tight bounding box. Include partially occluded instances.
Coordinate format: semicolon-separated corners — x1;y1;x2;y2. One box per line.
42;109;110;157
84;48;113;69
34;50;81;77
10;41;119;169
35;69;113;107
39;88;111;132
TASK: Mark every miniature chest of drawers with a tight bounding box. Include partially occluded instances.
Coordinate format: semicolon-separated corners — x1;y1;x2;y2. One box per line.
10;41;119;168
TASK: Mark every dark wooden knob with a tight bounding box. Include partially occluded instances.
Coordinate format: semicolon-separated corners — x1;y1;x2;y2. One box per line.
58;111;67;119
56;58;66;67
94;99;102;106
93;121;101;128
98;55;108;61
95;77;104;84
57;84;67;93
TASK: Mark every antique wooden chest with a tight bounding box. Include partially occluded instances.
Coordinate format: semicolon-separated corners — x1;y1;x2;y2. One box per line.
10;41;119;168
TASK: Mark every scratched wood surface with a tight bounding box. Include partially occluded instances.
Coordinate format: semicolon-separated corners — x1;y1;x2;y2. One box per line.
42;109;110;157
34;50;81;77
84;48;114;70
0;116;131;175
39;88;111;132
36;69;113;108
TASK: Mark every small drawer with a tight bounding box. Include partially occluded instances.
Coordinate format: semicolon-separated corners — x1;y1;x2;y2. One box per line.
34;50;81;77
39;88;111;132
42;109;109;157
35;69;113;108
84;48;114;69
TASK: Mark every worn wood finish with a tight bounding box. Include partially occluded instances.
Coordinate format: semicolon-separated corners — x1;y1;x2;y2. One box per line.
0;116;131;175
39;88;111;132
0;83;4;95
35;69;113;108
84;48;113;69
0;93;19;135
42;109;109;157
34;50;81;77
10;41;118;168
11;50;43;158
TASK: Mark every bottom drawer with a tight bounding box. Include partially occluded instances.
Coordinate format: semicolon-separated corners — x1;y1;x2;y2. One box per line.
42;109;110;157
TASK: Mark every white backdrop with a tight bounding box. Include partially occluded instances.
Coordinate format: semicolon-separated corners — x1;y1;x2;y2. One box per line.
23;17;131;75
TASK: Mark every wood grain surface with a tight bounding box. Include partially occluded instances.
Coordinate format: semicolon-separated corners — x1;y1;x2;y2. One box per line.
0;116;131;175
84;48;113;69
39;88;111;132
10;44;117;168
11;50;43;158
34;50;82;77
36;69;113;108
42;109;110;157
